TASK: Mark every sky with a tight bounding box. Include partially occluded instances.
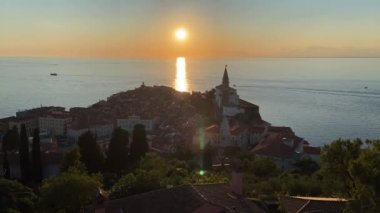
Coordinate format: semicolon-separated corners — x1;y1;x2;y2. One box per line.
1;0;380;58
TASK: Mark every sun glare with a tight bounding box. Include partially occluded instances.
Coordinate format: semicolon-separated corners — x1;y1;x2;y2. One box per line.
175;28;187;41
174;57;188;92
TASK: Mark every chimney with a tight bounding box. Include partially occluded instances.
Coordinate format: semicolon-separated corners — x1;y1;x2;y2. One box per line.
230;158;243;196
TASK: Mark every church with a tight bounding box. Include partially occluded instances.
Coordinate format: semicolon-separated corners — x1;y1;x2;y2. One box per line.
214;65;244;118
193;66;265;148
192;66;320;169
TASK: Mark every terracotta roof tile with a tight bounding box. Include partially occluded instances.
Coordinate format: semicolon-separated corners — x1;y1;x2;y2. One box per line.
88;184;266;213
281;196;347;213
303;146;321;155
251;133;294;159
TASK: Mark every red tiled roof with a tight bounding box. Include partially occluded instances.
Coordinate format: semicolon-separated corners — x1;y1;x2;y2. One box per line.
251;133;294;159
88;183;266;213
303;146;321;155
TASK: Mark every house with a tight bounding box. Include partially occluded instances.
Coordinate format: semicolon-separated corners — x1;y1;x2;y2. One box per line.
250;127;309;170
87;161;266;213
302;146;321;164
6;106;68;136
281;196;347;213
194;118;267;149
88;183;268;213
0;106;66;136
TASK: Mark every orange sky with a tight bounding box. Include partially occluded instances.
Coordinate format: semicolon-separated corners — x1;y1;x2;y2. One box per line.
1;0;380;58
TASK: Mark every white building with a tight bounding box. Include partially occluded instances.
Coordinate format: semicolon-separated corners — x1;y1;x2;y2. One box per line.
193;117;267;149
39;116;72;136
67;122;114;141
117;115;153;133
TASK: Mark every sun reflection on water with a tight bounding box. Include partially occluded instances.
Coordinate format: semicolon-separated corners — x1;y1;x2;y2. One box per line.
175;57;189;92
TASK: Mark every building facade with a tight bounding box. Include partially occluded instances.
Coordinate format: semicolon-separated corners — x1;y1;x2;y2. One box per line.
67;122;114;141
39;116;72;136
116;115;153;133
8;118;38;136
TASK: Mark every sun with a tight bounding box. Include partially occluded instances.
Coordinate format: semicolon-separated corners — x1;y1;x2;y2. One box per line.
175;28;187;41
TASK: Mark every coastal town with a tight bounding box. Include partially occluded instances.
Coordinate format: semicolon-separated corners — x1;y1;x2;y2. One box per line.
2;0;380;211
2;66;373;213
0;66;321;179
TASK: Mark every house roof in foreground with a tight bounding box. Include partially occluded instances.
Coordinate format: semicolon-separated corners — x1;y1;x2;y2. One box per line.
88;183;266;213
281;196;347;213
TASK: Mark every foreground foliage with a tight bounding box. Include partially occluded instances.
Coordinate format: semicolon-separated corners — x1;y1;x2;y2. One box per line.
0;178;37;212
2;138;380;212
39;168;102;212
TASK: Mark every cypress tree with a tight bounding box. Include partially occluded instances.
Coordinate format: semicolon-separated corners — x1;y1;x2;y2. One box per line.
32;128;42;183
105;127;129;174
2;131;10;178
2;127;20;179
2;151;10;179
130;124;148;161
77;131;104;173
8;126;20;151
19;124;30;183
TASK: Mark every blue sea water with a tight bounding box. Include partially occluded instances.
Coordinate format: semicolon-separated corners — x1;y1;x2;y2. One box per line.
0;57;379;146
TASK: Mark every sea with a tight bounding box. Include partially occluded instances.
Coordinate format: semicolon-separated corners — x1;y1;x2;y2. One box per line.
1;57;380;146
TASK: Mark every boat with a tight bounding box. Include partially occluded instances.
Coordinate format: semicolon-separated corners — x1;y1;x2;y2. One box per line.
50;73;58;76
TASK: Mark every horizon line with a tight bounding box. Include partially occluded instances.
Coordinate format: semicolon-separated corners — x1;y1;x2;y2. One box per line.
1;55;380;60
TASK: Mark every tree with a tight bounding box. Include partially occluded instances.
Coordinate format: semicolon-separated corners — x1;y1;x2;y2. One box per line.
61;145;86;172
110;153;189;199
32;129;42;183
130;124;148;161
19;124;30;184
293;158;320;176
6;126;20;151
110;173;137;199
247;157;279;179
105;127;129;174
344;140;380;212
184;170;229;185
0;178;37;212
322;139;380;212
77;131;104;173
1;131;11;179
39;169;102;213
321;138;362;197
2;127;21;178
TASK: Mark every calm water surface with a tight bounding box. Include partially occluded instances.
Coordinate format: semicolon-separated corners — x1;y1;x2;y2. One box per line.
1;57;380;146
